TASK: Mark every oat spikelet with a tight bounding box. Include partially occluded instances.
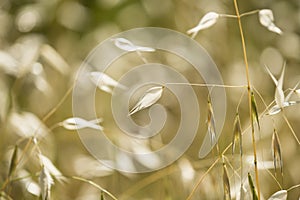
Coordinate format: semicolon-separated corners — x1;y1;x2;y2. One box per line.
232;113;242;155
129;86;164;116
272;130;283;175
207;96;216;145
251;92;260;130
8;146;18;178
39;167;53;200
222;162;231;200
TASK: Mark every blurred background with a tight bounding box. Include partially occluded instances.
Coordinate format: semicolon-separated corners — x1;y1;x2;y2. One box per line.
0;0;300;199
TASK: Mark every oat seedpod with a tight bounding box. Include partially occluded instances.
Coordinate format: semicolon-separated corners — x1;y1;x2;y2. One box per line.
267;190;287;200
8;146;18;178
265;63;300;115
248;173;258;200
62;117;103;131
272;130;283;175
129;86;164;116
251;92;260;130
90;71;127;94
232;113;242;155
198;96;218;158
112;37;155;52
207;97;216;145
259;9;282;35
222;162;231;200
38;154;66;183
39;167;53;200
265;64;285;107
187;12;219;38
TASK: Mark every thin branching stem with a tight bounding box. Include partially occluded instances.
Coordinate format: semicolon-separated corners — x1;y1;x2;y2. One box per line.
282;112;300;145
219;9;259;19
165;82;247;88
72;176;118;200
240;10;260;18
219;14;238;18
42;85;73;122
0;84;74;192
119;165;178;200
186;158;220;200
187;99;283;199
233;0;261;198
287;184;300;192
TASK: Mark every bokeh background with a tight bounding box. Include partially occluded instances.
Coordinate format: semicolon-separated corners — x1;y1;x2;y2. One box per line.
0;0;300;199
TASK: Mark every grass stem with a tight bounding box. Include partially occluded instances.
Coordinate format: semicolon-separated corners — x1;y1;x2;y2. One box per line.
233;0;261;199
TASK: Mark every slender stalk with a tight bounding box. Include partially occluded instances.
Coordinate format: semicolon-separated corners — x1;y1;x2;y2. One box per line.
165;82;247;88
72;176;118;200
187;99;282;199
240;9;260;18
287;184;300;192
282;112;300;145
219;14;238;18
42;85;73;122
0;84;73;192
120;165;178;200
233;0;261;199
186;158;220;200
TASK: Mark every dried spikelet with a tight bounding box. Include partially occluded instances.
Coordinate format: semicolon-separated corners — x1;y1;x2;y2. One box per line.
40;44;69;75
61;117;103;131
187;12;219;38
39;167;53;200
267;190;287;200
90;71;127;94
129;86;164;116
265;63;300;115
232;113;242;155
248;173;258;200
251;92;260;130
8;146;18;178
39;154;66;183
18;169;41;196
112;38;155;52
272;130;283;175
207;96;216;144
264;64;285;108
222;162;231;200
258;9;282;35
